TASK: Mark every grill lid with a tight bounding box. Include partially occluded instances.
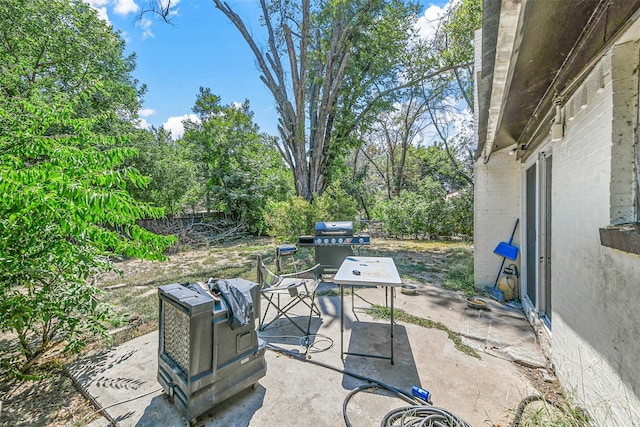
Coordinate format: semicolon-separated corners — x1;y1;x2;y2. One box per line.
315;221;353;236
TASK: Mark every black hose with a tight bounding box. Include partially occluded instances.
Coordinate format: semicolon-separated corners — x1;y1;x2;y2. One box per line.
342;384;417;427
265;343;471;427
266;343;416;401
511;394;577;426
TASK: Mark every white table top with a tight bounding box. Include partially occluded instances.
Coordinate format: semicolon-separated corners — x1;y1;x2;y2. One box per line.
333;256;402;286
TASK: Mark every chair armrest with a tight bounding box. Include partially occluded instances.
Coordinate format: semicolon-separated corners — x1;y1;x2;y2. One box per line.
278;264;321;279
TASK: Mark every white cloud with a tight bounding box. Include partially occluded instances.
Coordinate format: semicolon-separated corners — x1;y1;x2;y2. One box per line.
86;0;183;39
114;0;139;15
139;17;154;39
85;0;110;23
139;108;155;117
163;114;200;139
136;118;151;129
135;108;154;129
86;0;108;7
415;4;446;40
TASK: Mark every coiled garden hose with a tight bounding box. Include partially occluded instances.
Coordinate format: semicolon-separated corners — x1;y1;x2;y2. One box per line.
381;405;473;427
342;384;417;427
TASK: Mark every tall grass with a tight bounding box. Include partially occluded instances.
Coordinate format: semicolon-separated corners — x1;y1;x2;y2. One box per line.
443;255;475;296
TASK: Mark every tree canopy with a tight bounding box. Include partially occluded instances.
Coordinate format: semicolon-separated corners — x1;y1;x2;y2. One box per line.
181;87;292;233
0;0;173;373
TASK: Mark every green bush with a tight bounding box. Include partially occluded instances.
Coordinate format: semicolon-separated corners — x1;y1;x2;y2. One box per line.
373;183;473;240
265;181;361;242
375;180;447;238
314;181;359;226
265;196;316;243
443;188;473;238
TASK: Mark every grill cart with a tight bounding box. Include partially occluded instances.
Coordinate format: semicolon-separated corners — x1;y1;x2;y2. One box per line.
298;221;370;275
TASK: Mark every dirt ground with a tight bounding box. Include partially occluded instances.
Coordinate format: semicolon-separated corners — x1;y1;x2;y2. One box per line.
0;238;569;426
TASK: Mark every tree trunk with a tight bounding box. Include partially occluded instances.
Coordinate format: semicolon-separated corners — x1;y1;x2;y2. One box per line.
212;0;368;202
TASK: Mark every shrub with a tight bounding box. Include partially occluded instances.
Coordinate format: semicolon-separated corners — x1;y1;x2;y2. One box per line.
265;196;316;243
314;181;360;227
375;181;447;239
373;183;473;240
444;188;473;238
265;182;361;242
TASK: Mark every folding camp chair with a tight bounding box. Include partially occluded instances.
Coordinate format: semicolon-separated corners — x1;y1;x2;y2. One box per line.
256;255;321;335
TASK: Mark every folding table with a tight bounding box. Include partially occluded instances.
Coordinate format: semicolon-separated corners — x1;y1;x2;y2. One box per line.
333;256;402;364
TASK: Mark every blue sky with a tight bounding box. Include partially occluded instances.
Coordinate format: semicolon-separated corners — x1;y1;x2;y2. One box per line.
87;0;448;139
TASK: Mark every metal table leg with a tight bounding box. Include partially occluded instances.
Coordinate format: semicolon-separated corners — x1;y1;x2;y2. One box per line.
340;283;344;360
390;286;394;365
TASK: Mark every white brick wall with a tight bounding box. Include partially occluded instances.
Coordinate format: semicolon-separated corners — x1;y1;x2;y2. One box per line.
550;41;640;426
554;316;640;425
473;148;521;287
476;40;640;427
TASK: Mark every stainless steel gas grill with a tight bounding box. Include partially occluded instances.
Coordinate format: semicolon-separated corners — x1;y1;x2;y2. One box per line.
298;221;371;275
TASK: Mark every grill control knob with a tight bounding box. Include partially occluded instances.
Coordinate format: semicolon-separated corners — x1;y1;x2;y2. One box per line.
338;238;343;244
324;238;329;244
331;238;336;244
359;237;364;244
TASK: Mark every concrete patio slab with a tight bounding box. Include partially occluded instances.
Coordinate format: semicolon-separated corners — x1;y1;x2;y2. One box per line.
67;281;547;427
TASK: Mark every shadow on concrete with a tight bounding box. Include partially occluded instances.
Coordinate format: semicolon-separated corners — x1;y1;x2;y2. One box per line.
257;316;324;349
67;347;141;390
197;384;266;426
135;394;176;426
342;322;420;392
134;384;266;427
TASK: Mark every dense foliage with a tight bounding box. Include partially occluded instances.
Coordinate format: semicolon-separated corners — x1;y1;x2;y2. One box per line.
0;0;173;373
181;88;293;234
130;127;201;216
266;181;359;242
137;0;480;242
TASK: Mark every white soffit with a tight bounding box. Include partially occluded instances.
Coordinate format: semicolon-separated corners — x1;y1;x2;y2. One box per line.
483;0;527;161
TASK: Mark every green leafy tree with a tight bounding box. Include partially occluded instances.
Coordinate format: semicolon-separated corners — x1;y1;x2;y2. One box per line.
354;0;480;238
414;145;471;193
130;127;200;215
182;88;293;233
419;0;480;185
0;0;144;124
0;95;173;373
0;0;173;374
145;0;423;201
436;0;482;109
314;180;359;224
374;179;447;239
265;196;317;243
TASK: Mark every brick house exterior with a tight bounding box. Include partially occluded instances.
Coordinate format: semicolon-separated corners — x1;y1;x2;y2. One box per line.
474;1;640;425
